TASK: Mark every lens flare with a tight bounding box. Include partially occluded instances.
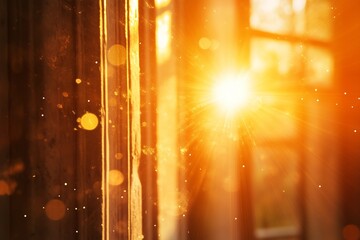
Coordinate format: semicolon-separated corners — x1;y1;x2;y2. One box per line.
45;199;66;221
212;73;252;114
108;169;125;186
80;112;99;130
107;44;126;66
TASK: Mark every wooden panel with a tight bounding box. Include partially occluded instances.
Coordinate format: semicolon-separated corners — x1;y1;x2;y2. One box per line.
2;0;102;239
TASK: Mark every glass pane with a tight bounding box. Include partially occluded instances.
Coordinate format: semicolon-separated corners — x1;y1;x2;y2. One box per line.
250;38;303;90
304;46;333;87
250;0;303;35
292;0;307;35
156;10;172;64
253;147;301;230
306;0;333;40
251;0;333;40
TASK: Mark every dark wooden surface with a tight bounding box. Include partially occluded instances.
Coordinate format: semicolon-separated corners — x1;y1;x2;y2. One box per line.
1;0;102;239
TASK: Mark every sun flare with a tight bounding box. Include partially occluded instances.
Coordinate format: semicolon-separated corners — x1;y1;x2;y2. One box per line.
212;73;252;114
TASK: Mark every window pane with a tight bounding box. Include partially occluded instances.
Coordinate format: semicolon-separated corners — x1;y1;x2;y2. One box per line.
250;0;303;35
253;148;301;230
306;0;333;40
250;38;303;89
156;10;172;64
251;0;333;40
304;46;333;87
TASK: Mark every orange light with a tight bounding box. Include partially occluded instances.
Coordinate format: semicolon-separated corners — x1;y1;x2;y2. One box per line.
80;112;99;130
155;0;171;8
212;73;252;114
107;44;126;66
108;169;124;186
293;0;306;12
0;180;10;196
45;199;66;221
156;11;172;64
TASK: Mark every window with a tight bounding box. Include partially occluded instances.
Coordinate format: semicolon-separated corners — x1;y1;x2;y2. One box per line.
154;0;340;239
249;0;336;239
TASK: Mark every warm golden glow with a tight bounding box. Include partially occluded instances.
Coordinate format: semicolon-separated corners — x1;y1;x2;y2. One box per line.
293;0;306;12
212;73;252;114
155;0;171;8
251;0;293;34
156;11;172;64
156;76;180;239
255;0;279;13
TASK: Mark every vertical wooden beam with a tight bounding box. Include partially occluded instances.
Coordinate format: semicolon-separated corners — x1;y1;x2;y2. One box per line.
127;0;143;239
3;0;103;239
139;0;159;239
0;0;10;238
